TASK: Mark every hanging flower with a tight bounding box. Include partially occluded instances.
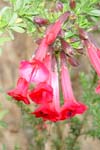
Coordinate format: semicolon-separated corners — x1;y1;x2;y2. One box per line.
45;11;70;45
7;77;30;104
7;11;88;123
29;82;53;104
32;70;61;122
19;59;49;84
84;40;100;77
60;63;87;120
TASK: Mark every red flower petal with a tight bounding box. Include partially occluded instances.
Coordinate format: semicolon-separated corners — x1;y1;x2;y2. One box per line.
19;59;49;84
60;63;87;119
7;77;30;104
33;104;60;122
85;40;100;76
32;70;61;122
29;82;53;104
60;102;87;120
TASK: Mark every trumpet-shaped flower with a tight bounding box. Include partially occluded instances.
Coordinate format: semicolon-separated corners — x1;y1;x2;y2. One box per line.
45;11;70;45
19;59;49;84
85;40;100;76
35;11;70;60
7;77;30;104
29;82;53;104
60;64;87;120
32;71;60;122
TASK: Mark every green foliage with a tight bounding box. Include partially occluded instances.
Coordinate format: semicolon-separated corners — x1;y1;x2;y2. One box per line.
0;0;100;52
80;72;100;139
2;144;7;150
0;104;8;128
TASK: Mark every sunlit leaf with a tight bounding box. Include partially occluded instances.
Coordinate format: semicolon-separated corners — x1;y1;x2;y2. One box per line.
88;9;100;16
11;26;25;33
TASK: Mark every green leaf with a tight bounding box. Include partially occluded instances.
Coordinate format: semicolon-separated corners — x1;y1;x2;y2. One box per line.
0;48;3;55
65;31;74;38
8;13;18;26
0;7;12;22
2;144;7;150
9;0;16;4
8;30;14;40
88;10;100;16
0;121;7;128
0;110;8;120
11;26;25;33
14;0;24;11
71;41;81;49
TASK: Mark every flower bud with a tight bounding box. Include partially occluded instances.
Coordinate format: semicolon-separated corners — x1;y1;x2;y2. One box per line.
34;16;49;26
35;38;42;45
76;48;84;54
68;56;79;67
69;0;76;10
61;38;74;55
78;28;88;40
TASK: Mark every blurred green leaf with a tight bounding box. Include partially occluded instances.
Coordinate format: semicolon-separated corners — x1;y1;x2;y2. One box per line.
65;31;74;38
0;121;7;128
0;37;11;45
0;110;8;120
14;0;24;11
2;144;7;150
8;13;18;26
88;9;100;16
0;7;12;23
0;48;3;55
7;30;14;40
11;26;25;33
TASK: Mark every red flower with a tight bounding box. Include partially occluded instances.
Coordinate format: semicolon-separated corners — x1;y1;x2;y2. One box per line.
84;40;100;94
29;82;53;104
45;11;70;45
35;38;48;60
32;71;61;122
19;59;49;84
45;20;62;45
60;64;87;120
61;102;86;120
7;77;30;104
85;40;100;76
32;103;60;122
97;48;100;58
35;11;70;60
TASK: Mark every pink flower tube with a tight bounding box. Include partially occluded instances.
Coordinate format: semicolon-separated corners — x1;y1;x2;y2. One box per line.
60;63;87;120
32;62;61;122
